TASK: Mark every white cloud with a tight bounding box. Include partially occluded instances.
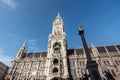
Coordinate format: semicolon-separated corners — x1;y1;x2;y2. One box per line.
1;0;17;9
27;39;39;52
0;55;13;66
0;48;13;66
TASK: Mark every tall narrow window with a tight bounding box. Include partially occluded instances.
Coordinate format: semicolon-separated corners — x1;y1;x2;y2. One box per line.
103;61;110;66
70;61;75;67
32;63;38;69
115;60;119;65
111;70;116;76
18;64;22;69
42;70;45;75
71;69;76;75
79;61;85;66
24;64;29;69
41;63;45;67
22;72;26;76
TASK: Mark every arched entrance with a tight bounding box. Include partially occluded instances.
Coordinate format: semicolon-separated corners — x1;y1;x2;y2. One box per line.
6;78;10;80
52;77;58;80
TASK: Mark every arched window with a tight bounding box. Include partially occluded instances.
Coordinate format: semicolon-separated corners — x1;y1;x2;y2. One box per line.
53;67;58;73
53;58;58;64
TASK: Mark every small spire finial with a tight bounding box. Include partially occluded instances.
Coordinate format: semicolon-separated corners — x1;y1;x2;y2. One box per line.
91;43;95;48
23;40;27;47
57;11;60;17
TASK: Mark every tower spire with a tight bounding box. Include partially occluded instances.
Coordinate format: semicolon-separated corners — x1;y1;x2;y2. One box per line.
16;40;27;59
23;40;27;47
52;12;63;35
57;11;60;17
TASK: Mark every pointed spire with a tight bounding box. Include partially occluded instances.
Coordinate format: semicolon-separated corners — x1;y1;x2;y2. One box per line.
57;11;60;17
19;40;27;50
22;40;27;47
91;43;100;57
16;40;27;59
53;11;63;24
91;43;97;51
91;43;95;48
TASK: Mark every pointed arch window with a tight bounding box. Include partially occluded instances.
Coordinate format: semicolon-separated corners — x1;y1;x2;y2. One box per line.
32;63;38;69
18;64;22;69
79;61;85;66
24;64;29;69
70;61;75;67
103;61;110;66
53;58;58;65
71;69;76;75
53;67;58;73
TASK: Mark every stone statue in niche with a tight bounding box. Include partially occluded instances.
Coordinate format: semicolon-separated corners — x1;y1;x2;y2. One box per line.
53;42;61;54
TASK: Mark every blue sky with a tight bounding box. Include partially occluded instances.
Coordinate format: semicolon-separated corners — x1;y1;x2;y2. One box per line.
0;0;120;66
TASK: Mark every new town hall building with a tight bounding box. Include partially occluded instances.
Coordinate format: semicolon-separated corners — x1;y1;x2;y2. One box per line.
6;13;120;80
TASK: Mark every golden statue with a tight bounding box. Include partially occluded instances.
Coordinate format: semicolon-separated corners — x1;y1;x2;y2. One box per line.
78;25;83;31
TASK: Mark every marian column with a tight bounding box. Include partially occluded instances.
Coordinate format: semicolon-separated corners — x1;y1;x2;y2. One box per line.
78;26;102;80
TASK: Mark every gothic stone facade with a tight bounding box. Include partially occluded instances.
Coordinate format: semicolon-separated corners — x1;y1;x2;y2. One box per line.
6;13;120;80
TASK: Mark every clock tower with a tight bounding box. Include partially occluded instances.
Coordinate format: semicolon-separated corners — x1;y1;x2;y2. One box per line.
45;12;69;80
